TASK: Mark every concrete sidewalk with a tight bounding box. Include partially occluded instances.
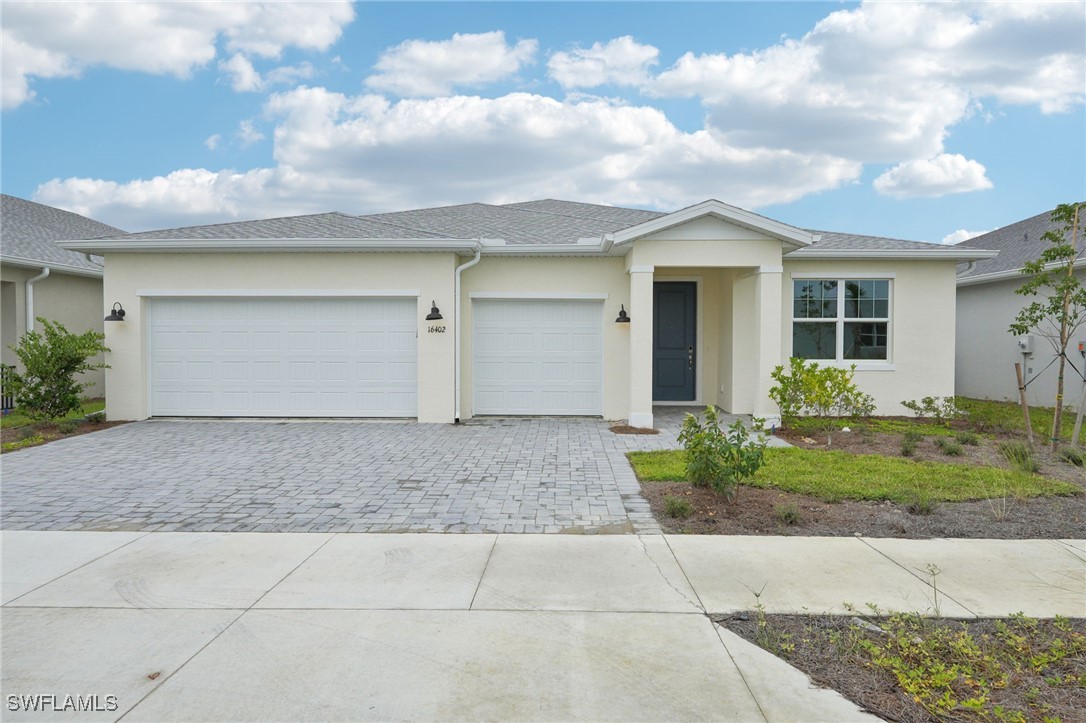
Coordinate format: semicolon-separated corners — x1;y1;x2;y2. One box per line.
2;532;1083;722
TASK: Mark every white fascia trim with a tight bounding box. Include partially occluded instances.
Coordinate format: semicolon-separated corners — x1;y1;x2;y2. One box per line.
611;199;816;247
59;238;483;254
137;289;421;298
789;248;999;260
791;271;896;279
480;242;609;256
469;292;608;300
0;255;104;278
956;257;1086;287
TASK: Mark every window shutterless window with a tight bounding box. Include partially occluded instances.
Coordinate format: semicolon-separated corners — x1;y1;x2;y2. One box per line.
792;279;889;361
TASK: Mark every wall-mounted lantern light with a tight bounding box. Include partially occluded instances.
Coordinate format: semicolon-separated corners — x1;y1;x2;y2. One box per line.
615;305;630;323
425;301;443;320
104;302;126;322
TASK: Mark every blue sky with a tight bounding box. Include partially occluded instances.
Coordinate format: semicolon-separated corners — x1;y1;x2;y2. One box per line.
2;1;1083;243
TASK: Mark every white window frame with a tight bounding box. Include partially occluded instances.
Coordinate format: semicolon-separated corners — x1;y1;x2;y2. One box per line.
790;276;894;370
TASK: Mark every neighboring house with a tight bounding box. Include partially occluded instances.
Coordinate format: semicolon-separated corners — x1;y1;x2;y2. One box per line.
956;206;1085;407
59;199;993;426
0;195;123;395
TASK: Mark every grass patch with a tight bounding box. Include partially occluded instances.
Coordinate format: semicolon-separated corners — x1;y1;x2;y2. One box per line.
2;435;46;452
627;448;1079;503
957;397;1077;437
0;399;105;430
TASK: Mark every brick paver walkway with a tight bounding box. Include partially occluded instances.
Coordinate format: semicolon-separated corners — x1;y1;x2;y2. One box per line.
0;409;731;534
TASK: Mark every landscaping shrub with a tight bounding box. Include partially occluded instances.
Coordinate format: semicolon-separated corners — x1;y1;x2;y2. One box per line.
905;489;938;515
934;437;963;456
1058;446;1086;467
955;430;980;446
900;396;964;424
663;496;692;519
6;319;109;421
56;420;79;435
900;429;922;457
677;406;768;502
998;441;1038;473
769;358;875;426
775;503;801;525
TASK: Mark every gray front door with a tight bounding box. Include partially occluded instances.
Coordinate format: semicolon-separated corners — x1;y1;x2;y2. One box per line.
653;282;696;401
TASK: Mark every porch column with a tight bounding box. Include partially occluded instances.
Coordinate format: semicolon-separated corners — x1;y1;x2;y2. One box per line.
753;265;783;426
628;265;654;428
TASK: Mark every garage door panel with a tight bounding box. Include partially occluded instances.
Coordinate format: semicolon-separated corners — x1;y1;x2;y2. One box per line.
473;299;602;416
149;298;417;417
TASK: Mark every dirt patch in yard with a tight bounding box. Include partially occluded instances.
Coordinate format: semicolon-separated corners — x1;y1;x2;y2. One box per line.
1;418;128;452
609;424;659;434
717;613;1086;723
643;418;1086;538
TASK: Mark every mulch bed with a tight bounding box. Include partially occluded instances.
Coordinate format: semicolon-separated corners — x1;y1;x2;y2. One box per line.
1;418;128;452
609;424;659;434
718;613;1086;723
641;420;1086;538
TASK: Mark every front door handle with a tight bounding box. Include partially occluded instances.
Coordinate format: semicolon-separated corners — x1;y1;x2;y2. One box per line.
688;345;694;369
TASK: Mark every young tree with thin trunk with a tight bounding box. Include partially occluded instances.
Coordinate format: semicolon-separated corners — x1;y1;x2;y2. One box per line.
1010;202;1086;450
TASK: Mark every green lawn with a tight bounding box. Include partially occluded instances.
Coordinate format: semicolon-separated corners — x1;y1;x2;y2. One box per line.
0;399;105;429
627;448;1079;503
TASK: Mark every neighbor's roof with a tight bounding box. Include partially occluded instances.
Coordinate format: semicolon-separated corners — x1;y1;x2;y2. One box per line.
0;194;121;273
59;197;994;261
955;208;1077;283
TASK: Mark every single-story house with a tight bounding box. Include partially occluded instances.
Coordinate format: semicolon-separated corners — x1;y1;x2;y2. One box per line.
956;206;1084;407
1;194;123;394
59;199;995;427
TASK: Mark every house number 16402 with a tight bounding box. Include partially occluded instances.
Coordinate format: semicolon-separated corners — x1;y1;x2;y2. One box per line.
427;325;446;333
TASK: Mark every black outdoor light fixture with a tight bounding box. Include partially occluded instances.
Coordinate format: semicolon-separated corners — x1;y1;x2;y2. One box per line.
425;301;443;321
615;304;630;323
104;302;126;322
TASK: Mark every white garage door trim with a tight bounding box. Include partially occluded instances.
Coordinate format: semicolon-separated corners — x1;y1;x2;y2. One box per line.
147;297;418;418
472;298;604;416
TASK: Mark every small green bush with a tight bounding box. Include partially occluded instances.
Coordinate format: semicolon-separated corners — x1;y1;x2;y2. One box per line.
663;496;692;519
955;430;980;446
901;396;964;423
57;420;79;435
6;318;109;421
905;489;938;515
934;437;963;456
775;503;801;525
769;358;875;426
677;406;768;502
1057;447;1086;467
998;441;1038;473
901;430;922;457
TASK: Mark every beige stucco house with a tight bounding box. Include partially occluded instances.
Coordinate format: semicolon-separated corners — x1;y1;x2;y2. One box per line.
956;207;1084;407
1;195;123;396
59;199;993;427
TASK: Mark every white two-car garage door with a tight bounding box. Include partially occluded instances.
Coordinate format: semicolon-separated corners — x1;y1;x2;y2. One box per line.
148;298;417;417
473;299;603;415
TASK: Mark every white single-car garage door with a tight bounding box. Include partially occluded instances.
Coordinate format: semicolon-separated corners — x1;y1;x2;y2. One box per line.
148;298;417;417
473;299;603;415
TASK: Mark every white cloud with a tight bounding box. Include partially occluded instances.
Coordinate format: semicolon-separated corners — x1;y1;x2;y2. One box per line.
236;120;265;147
364;31;538;97
548;36;659;89
1;1;353;108
941;228;990;245
873;154;993;199
648;1;1084;164
219;54;262;92
204;134;221;151
35;88;859;229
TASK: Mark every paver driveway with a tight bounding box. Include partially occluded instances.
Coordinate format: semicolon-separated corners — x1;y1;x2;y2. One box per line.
0;413;707;533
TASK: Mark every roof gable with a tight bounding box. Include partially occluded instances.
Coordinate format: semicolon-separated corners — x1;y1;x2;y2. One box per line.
610;199;816;247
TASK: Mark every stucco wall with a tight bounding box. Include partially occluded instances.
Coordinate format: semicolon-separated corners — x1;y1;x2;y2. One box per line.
458;256;631;420
101;252;457;421
780;259;959;416
0;264;105;394
956;271;1086;408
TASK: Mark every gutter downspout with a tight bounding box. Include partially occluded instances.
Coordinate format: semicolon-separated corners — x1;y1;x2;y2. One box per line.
454;246;482;423
25;267;50;332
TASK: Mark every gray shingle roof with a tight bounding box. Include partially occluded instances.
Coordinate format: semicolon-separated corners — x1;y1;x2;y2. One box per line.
108;212;447;241
0;194;121;271
803;230;957;252
955;208;1070;279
